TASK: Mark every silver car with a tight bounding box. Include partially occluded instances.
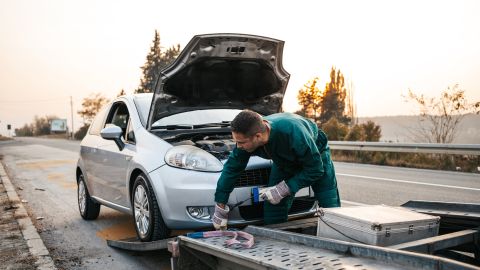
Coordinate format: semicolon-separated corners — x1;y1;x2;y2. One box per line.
76;33;316;241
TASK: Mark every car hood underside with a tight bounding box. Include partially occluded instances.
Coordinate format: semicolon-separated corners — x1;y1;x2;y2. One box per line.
148;33;290;129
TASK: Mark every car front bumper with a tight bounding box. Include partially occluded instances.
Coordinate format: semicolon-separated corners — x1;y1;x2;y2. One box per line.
148;163;316;230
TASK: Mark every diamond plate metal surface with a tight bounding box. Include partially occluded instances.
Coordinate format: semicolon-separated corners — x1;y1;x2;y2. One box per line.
182;234;413;270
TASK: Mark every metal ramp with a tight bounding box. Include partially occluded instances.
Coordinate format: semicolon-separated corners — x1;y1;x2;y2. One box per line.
106;237;176;251
175;226;477;270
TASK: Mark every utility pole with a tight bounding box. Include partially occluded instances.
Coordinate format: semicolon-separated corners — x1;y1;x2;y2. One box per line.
70;96;74;139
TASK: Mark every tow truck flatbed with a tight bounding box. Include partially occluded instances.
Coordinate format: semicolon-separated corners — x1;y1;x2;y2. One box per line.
106;201;480;269
176;225;476;270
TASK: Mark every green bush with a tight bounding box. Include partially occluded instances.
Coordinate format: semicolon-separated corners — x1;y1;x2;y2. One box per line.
74;124;90;140
321;118;348;141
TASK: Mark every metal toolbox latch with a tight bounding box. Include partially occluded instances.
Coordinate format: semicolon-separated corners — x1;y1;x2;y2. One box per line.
371;223;382;231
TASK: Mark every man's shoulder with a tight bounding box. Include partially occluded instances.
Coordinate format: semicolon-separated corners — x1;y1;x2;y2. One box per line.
265;112;305;123
268;113;318;137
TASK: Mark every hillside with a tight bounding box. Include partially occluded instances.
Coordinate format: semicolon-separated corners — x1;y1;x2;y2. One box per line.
357;114;480;144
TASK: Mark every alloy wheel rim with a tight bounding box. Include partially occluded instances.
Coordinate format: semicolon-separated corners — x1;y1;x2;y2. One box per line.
78;179;86;215
134;184;150;238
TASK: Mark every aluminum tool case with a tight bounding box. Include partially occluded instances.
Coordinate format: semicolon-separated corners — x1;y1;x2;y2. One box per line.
317;205;441;246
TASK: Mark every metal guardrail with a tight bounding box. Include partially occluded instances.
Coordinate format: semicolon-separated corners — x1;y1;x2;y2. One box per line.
329;141;480;155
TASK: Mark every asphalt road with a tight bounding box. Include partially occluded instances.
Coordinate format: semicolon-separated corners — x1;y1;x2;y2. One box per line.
0;137;171;270
0;137;479;269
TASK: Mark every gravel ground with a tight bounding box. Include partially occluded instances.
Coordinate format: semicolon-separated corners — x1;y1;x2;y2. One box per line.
0;178;36;270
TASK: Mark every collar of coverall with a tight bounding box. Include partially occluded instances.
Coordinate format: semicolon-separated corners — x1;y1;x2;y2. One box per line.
262;120;272;146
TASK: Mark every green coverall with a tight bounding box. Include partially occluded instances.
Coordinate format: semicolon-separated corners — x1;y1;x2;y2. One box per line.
214;112;341;224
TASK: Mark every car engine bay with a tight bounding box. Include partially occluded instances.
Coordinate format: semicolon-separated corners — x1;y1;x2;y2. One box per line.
165;132;236;160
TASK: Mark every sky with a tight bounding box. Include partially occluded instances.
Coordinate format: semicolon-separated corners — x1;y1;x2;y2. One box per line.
0;0;479;135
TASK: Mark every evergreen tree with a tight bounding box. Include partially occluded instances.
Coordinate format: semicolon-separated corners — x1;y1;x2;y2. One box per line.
135;30;181;93
319;67;350;125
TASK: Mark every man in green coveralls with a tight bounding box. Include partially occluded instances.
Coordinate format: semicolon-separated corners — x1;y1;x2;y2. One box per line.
212;110;341;230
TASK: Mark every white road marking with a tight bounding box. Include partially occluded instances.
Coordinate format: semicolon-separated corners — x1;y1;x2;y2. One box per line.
337;173;480;192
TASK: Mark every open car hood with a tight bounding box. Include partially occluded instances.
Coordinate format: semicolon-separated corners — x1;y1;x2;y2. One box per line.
147;33;290;129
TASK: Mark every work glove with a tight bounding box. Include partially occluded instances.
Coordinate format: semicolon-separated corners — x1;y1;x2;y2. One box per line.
212;203;229;230
259;180;291;205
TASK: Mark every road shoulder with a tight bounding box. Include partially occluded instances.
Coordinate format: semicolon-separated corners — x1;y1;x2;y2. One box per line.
0;161;57;270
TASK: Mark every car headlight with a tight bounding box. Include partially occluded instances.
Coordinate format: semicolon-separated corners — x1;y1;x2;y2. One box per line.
165;145;223;172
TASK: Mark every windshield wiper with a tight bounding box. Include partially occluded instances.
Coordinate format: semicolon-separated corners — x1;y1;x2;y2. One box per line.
152;121;231;130
151;124;194;130
192;121;231;129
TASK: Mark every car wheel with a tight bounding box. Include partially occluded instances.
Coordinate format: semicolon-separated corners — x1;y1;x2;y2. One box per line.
77;174;100;220
132;173;170;241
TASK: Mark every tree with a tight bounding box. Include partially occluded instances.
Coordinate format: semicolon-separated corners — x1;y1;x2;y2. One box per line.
320;67;350;125
321;118;349;141
343;121;381;141
405;84;480;143
344;124;363;141
135;30;181;93
345;80;357;126
14;115;60;136
361;121;381;141
297;77;322;122
15;123;34;136
117;89;126;97
33;115;59;136
74;124;90;140
75;93;109;140
77;93;110;125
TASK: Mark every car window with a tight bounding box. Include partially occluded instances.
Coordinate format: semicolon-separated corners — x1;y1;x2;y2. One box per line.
89;105;110;136
105;102;130;139
151;109;241;127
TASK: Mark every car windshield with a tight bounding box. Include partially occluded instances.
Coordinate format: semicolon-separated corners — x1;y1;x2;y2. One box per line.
133;94;153;126
134;94;242;128
151;109;241;128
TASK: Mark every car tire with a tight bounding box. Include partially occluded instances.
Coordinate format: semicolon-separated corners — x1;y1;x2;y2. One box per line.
132;173;170;241
77;174;100;220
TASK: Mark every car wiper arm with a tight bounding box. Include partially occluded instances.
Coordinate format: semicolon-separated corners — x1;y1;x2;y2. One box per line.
151;124;194;130
192;121;231;129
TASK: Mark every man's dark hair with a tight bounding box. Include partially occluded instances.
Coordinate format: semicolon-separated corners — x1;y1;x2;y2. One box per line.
231;110;266;136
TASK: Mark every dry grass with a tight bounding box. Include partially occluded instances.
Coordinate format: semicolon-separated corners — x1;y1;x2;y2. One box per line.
332;150;480;173
0;135;12;141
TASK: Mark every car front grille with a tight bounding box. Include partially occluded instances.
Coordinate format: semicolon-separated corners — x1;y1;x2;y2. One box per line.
238;197;316;221
235;167;271;187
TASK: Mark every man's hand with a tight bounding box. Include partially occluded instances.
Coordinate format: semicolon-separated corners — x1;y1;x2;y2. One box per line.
259;180;291;205
212;203;229;230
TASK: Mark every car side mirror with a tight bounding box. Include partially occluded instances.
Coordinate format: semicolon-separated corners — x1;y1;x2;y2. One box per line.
100;125;125;150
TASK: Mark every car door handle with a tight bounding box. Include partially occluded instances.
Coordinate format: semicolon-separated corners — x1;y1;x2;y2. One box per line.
125;156;132;161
